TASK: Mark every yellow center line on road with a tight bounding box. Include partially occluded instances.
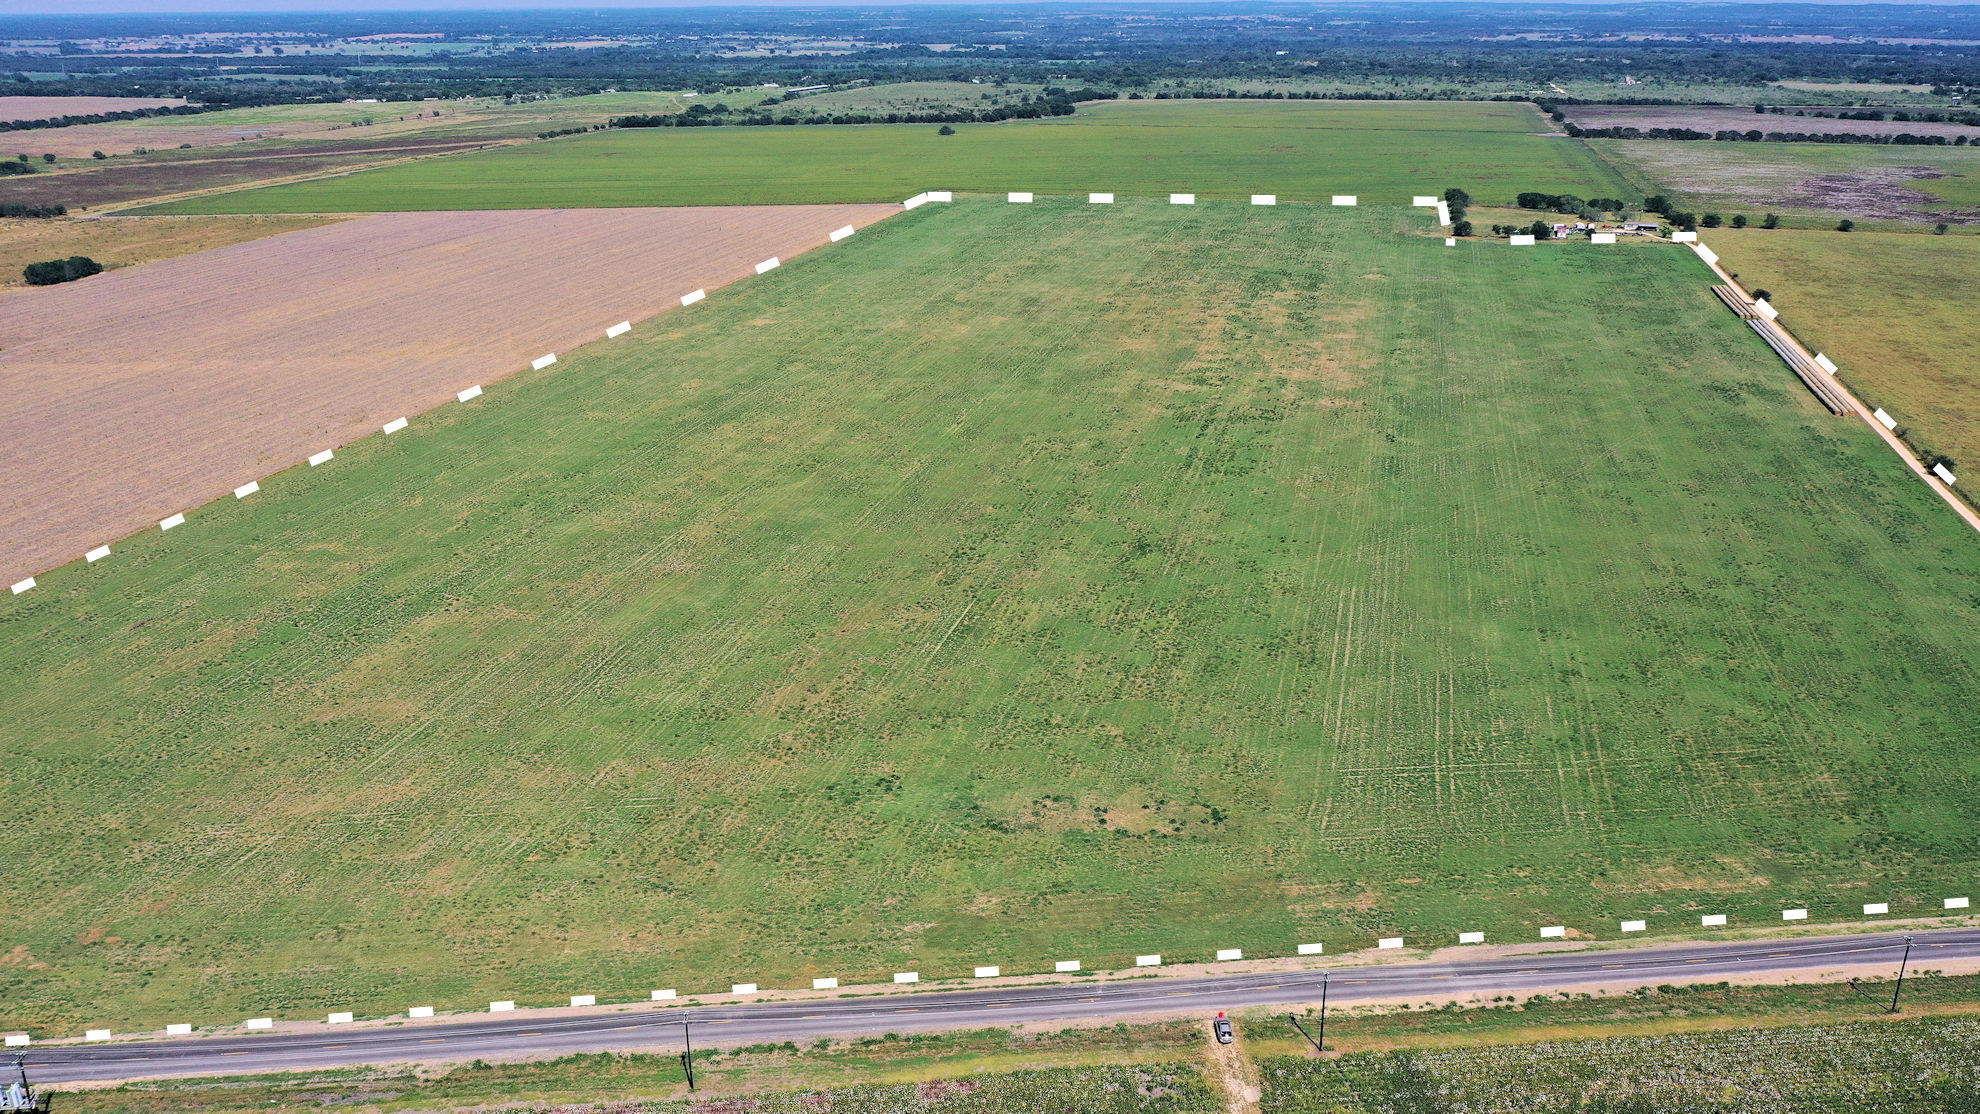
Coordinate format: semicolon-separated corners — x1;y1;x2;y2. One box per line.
1432;975;1452;979
803;1014;829;1019
223;1051;251;1056
1258;985;1280;991
1344;980;1369;985
894;1009;919;1013
419;1038;446;1043
1602;964;1624;969
1769;953;1793;958
322;1044;346;1050
607;1026;637;1031
1686;959;1708;964
706;1020;735;1025
1079;997;1100;1002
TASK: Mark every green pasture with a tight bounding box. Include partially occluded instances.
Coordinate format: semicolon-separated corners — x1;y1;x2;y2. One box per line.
4;202;1979;1034
1592;138;1980;226
142;99;1633;212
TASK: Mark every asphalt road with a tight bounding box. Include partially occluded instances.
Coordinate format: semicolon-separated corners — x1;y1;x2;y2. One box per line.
25;927;1976;1084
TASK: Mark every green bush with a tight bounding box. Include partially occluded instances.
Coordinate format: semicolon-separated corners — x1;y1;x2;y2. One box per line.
22;256;103;286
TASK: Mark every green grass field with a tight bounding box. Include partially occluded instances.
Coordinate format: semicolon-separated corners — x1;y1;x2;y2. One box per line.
141;100;1634;213
1709;227;1980;493
1592;138;1980;227
5;202;1980;1034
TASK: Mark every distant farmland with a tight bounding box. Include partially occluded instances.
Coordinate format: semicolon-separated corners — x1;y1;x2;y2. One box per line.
4;201;1978;1033
142;100;1635;213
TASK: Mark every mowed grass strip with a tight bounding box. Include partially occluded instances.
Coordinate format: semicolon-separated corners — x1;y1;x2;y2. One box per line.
4;202;1979;1033
142;100;1632;214
1708;227;1980;487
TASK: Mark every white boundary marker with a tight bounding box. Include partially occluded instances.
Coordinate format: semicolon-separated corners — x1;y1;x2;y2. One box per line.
1413;194;1438;206
1135;954;1162;967
244;1018;272;1030
974;966;1000;978
1445;237;1457;247
1377;937;1403;950
1949;897;1971;909
166;1024;193;1036
652;989;677;1001
732;983;758;995
457;385;483;403
755;256;780;274
308;449;334;467
894;971;919;984
1251;194;1276;206
409;1006;435;1018
381;417;408;435
1296;943;1324;956
328;1011;354;1024
813;977;838;990
233;481;259;499
85;545;109;563
1702;914;1728;926
1007;191;1033;203
927;191;952;203
1216;948;1243;961
1695;245;1720;266
1539;926;1566;938
1170;193;1195;205
1754;298;1779;320
605;321;631;339
1089;192;1114;204
1864;903;1889;915
1933;463;1957;485
1590;232;1616;245
570;994;595;1007
85;1030;111;1042
1874;408;1898;430
489;1000;515;1013
1436;201;1451;225
3;1035;27;1048
902;193;929;210
1458;931;1485;945
681;289;706;306
829;225;856;242
1782;908;1808;921
1332;195;1357;206
1509;234;1536;246
1672;230;1698;243
160;513;184;531
1814;353;1839;373
531;353;557;371
1621;920;1647;933
1055;960;1081;973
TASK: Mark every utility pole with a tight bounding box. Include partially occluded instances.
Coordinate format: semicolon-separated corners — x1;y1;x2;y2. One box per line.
680;1019;696;1091
1316;971;1330;1053
1891;935;1914;1014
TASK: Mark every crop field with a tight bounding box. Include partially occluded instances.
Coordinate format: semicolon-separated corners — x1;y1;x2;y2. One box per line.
142;100;1634;213
4;201;1980;1033
0;203;893;583
1707;227;1980;488
0;213;339;289
1592;138;1980;227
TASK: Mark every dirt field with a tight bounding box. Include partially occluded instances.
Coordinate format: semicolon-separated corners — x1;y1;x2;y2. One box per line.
0;214;340;288
0;96;187;124
0;204;897;582
1567;103;1980;140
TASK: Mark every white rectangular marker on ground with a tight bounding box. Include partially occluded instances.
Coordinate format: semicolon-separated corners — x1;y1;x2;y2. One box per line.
457;385;483;402
1782;908;1808;921
1251;194;1276;206
86;1030;111;1042
166;1024;193;1036
1754;298;1779;320
902;193;929;210
1621;920;1647;933
894;971;919;984
1864;903;1889;915
1949;897;1971;909
1089;192;1114;204
1590;232;1616;244
755;257;780;274
1413;195;1438;206
930;191;952;202
233;481;258;499
1170;193;1195;205
1007;191;1033;203
309;449;334;466
829;225;856;242
1135;954;1161;967
3;1036;26;1048
974;966;1000;978
1695;245;1720;265
328;1012;353;1025
813;977;838;990
1509;234;1536;246
160;513;185;531
570;995;595;1008
1332;195;1357;206
605;321;631;339
1445;238;1457;246
681;289;706;306
382;417;408;434
409;1006;435;1018
1377;937;1404;950
1673;231;1698;243
1933;463;1957;485
1702;914;1728;927
1216;948;1243;961
1815;353;1839;373
1458;932;1485;945
245;1018;272;1030
1539;926;1566;938
1875;408;1898;430
1436;202;1450;225
1056;960;1081;973
1297;943;1324;956
732;984;758;995
86;545;109;563
532;353;558;371
490;1001;515;1013
652;989;676;1001
10;577;33;595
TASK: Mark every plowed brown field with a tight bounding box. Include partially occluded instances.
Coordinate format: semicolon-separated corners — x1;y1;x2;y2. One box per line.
0;204;897;583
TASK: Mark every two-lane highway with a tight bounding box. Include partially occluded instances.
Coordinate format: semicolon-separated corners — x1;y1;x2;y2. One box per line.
26;927;1978;1084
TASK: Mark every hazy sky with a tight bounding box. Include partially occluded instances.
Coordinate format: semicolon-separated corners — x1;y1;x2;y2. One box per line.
2;0;1953;12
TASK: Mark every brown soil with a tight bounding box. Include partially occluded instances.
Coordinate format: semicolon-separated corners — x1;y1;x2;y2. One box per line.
0;204;899;583
1779;165;1980;224
0;97;188;124
1567;104;1980;140
0;214;341;289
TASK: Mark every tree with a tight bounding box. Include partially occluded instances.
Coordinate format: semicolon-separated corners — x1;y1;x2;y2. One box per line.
1701;213;1723;227
938;124;955;135
92;150;106;159
40;153;53;163
22;255;103;286
1936;223;1950;235
1452;219;1472;237
1837;219;1855;232
1528;219;1553;239
1731;214;1748;228
1762;213;1779;229
1444;187;1472;208
1752;288;1772;301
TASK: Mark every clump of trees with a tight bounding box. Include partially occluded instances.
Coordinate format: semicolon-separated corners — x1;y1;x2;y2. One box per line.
1643;195;1698;231
1444;187;1471;236
0;157;33;177
0;203;66;218
1516;192;1628;220
610;88;1115;130
23;255;102;286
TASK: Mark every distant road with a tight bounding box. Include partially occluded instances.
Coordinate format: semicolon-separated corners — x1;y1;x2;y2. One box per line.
27;927;1976;1084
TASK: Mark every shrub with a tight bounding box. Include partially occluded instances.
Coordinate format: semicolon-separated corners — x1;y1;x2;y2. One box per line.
1701;213;1723;227
1731;214;1748;228
40;152;53;162
1936;223;1950;235
91;150;105;159
1837;219;1855;232
1752;288;1772;301
1528;219;1553;239
938;124;955;135
22;255;102;286
1451;219;1472;237
1762;213;1780;229
0;160;31;176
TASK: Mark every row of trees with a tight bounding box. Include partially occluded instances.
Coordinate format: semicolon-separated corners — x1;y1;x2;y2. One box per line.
1516;192;1629;217
0;103;220;132
23;256;102;286
612;89;1110;130
1568;123;1974;147
0;203;67;219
